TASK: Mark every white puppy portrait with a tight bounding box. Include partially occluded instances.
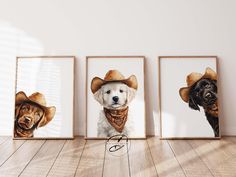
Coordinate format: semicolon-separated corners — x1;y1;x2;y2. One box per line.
91;70;138;137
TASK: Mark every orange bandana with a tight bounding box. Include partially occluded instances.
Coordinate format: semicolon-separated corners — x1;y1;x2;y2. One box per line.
104;107;129;133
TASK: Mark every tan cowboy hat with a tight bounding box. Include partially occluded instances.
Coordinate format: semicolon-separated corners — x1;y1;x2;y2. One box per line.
179;67;217;103
91;70;138;94
15;91;56;127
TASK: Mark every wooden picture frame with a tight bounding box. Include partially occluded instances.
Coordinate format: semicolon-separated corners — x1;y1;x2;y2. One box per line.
158;56;220;139
14;56;75;139
85;56;146;139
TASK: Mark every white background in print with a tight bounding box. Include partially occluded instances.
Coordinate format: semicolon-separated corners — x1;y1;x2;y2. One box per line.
160;57;217;138
16;57;74;138
87;57;145;138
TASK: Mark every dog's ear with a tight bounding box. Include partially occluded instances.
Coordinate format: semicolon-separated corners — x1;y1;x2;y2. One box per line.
93;89;104;105
37;112;46;128
15;104;22;119
127;88;137;104
37;107;56;128
189;96;200;111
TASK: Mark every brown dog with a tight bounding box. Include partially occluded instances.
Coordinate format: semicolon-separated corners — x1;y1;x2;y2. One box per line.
14;92;56;138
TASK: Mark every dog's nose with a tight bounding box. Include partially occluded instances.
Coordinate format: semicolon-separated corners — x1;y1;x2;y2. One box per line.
24;117;31;123
112;96;119;102
205;92;212;99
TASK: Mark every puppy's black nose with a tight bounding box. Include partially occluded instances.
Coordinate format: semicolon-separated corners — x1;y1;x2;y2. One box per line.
205;92;212;99
24;117;31;123
112;96;119;102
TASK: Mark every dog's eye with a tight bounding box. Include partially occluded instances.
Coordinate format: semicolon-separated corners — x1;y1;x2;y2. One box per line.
106;90;111;94
205;84;211;88
120;89;124;93
21;107;27;112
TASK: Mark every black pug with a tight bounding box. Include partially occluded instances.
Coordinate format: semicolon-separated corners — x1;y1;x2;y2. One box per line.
188;78;219;137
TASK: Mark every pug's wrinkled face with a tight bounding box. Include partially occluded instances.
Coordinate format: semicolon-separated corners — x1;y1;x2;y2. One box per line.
16;102;44;130
93;82;136;110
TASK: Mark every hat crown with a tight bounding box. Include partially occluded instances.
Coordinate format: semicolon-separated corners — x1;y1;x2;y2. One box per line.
203;67;217;80
28;92;47;106
104;70;125;81
186;72;203;87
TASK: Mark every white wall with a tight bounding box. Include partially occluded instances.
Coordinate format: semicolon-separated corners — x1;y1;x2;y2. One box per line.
0;0;235;136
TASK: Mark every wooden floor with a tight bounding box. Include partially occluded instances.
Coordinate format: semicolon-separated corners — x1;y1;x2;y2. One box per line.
0;137;236;177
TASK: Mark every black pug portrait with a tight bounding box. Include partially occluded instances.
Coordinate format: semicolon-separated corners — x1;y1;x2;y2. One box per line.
179;67;219;137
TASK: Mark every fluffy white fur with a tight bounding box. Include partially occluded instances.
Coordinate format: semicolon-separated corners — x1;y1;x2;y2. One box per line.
93;82;137;137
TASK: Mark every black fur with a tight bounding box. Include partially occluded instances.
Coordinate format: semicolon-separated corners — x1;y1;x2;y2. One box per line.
205;111;219;137
188;78;219;137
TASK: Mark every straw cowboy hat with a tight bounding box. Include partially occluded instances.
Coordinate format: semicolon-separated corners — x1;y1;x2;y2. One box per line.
15;91;56;127
91;70;138;94
179;67;217;103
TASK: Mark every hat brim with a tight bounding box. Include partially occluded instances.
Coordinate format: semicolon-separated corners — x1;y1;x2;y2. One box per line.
15;91;56;123
91;75;138;94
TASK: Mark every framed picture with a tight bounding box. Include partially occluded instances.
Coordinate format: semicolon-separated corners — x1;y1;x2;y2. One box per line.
159;56;220;139
86;56;146;139
14;56;75;139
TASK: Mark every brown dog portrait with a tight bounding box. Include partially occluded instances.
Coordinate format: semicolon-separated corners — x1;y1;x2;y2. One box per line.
14;91;56;138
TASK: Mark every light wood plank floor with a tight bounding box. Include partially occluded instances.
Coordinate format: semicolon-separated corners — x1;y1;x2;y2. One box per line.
0;136;236;177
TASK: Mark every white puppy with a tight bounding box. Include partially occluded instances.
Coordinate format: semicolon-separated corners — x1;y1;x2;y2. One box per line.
94;82;136;137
